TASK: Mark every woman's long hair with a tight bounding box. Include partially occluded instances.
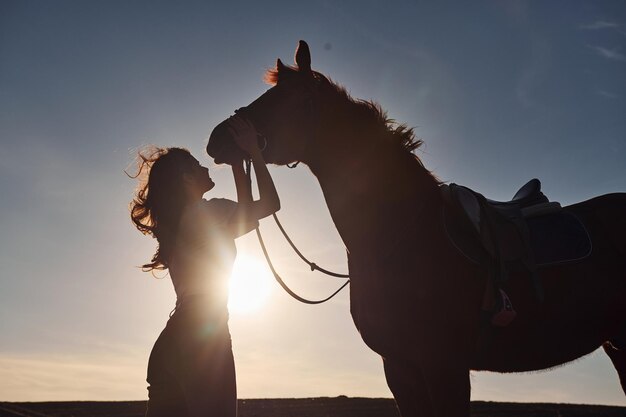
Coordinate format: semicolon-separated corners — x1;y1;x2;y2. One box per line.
128;146;195;272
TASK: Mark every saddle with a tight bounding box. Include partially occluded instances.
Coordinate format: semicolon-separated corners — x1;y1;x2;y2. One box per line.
441;179;591;327
450;179;559;231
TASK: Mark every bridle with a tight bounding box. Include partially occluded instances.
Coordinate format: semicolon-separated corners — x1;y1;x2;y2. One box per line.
237;87;351;304
234;80;432;305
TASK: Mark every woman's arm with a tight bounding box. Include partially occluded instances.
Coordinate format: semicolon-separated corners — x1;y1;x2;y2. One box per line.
232;160;252;204
225;116;280;236
246;145;281;217
227;160;257;238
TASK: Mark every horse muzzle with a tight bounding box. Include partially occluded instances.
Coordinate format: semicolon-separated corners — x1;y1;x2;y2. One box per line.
206;119;246;164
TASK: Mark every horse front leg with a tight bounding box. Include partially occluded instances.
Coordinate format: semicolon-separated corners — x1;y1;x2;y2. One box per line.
383;357;428;416
422;358;471;417
384;355;471;417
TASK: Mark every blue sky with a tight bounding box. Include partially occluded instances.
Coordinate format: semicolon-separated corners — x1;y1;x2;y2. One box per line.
1;0;625;404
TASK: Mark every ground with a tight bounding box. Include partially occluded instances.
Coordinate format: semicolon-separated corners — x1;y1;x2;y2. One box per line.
1;398;625;417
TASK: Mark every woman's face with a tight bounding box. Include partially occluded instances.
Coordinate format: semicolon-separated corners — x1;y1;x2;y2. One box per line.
187;157;215;194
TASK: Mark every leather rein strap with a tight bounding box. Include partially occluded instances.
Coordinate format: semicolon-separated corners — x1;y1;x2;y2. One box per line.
245;160;350;304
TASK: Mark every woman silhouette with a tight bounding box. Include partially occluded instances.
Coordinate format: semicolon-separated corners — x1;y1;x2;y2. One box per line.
129;116;279;417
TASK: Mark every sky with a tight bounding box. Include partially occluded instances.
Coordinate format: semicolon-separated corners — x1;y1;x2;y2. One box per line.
1;0;625;405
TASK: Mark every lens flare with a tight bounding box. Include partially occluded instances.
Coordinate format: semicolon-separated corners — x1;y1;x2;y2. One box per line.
228;255;273;314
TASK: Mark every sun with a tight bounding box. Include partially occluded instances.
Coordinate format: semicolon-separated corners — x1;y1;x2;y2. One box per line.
228;254;273;314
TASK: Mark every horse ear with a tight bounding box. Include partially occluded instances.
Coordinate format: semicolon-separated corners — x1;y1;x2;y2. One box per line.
295;40;312;74
277;58;286;72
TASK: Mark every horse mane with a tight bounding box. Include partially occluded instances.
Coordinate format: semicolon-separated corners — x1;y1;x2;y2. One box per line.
265;64;431;169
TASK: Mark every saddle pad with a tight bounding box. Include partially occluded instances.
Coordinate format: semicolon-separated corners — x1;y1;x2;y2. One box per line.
527;211;592;266
443;208;592;267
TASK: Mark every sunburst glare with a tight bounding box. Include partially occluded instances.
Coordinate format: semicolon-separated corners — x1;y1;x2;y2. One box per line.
228;254;273;314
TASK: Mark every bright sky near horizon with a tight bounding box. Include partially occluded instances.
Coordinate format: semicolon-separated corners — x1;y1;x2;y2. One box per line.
1;0;625;405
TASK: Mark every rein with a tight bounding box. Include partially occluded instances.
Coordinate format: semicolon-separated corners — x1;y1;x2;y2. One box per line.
245;160;350;304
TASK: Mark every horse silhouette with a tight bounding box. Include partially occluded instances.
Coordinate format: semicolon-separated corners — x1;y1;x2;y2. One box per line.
207;40;626;417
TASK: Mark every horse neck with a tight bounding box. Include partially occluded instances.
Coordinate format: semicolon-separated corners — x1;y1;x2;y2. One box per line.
305;113;439;255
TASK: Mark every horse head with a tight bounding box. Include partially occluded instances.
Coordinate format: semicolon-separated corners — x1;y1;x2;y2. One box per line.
207;40;325;166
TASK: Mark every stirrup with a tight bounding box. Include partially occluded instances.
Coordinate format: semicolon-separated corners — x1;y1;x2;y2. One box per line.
491;289;517;327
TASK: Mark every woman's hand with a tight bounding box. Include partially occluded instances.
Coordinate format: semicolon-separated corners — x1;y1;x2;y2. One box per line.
226;115;259;156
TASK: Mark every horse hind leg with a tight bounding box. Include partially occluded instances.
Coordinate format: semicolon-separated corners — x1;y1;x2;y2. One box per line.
593;193;626;394
603;340;626;395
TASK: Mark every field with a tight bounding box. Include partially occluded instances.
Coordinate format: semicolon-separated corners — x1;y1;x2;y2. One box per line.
1;398;625;417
